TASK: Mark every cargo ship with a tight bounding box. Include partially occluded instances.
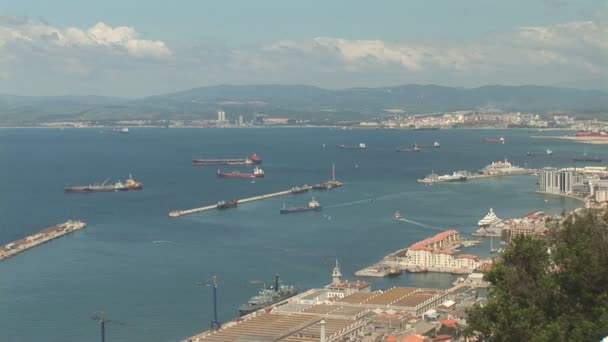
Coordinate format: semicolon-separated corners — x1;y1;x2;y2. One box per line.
216;200;238;209
290;185;311;194
280;198;321;214
192;154;262;166
482;137;505;144
238;275;298;316
65;175;143;193
415;141;440;148
339;143;367;149
217;166;264;178
396;146;420;152
100;127;129;134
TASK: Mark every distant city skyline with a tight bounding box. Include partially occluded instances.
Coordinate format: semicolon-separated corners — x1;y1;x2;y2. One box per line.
0;0;606;97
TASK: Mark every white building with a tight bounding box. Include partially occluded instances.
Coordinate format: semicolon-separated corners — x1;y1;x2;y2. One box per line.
217;110;226;122
402;230;481;271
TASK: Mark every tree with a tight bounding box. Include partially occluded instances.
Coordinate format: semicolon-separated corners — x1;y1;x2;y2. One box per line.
466;211;608;341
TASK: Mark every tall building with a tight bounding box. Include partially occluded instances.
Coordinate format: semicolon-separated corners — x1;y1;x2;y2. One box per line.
238;114;244;126
539;168;573;194
217;110;226;122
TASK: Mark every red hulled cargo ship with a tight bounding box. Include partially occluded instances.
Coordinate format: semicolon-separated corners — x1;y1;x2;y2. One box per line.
217;167;265;178
192;154;262;166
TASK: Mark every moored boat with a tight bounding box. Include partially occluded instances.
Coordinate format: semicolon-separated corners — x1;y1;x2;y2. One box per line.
478;208;502;227
192;153;262;166
216;200;238;209
238;275;298;316
65;175;143;193
217;166;265;178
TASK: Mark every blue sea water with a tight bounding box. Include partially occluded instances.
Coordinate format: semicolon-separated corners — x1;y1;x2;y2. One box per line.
0;128;587;341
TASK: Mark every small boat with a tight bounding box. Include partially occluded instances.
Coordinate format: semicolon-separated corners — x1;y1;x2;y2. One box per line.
280;198;322;214
526;151;532;156
100;127;129;134
387;267;402;277
415;141;440;148
546;148;553;156
217;200;238;209
393;210;402;220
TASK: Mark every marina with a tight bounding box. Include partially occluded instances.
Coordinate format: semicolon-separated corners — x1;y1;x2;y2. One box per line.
0;220;87;261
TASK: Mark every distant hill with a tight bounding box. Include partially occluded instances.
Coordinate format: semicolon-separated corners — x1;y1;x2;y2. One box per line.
0;84;607;123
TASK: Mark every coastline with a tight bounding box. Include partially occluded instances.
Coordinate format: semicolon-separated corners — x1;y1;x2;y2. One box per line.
530;135;608;145
536;190;586;203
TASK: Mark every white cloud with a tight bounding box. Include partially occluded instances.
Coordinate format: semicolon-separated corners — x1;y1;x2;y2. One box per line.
0;18;171;58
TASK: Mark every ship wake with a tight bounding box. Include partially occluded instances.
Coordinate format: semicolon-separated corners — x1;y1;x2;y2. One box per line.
399;218;445;232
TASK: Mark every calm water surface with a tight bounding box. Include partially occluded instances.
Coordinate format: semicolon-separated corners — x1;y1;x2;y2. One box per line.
0;128;586;341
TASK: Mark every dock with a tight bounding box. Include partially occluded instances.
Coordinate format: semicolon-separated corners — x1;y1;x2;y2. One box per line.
417;169;537;184
0;220;87;261
169;185;322;218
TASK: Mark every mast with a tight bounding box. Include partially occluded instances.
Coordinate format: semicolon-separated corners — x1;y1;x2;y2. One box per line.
332;163;336;182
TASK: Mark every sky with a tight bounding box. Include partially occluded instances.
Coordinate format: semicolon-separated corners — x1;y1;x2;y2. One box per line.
0;0;607;97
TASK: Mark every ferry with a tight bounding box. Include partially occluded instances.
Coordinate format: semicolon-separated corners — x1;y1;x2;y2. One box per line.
280;198;322;214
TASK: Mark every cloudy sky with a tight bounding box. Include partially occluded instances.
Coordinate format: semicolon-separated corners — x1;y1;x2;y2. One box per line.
0;0;607;97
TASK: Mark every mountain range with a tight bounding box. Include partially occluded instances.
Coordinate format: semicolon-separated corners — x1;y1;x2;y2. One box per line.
0;84;607;123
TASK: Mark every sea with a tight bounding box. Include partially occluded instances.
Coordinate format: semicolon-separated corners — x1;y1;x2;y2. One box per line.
0;128;588;342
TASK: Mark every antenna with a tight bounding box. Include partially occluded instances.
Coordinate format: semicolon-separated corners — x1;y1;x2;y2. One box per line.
91;311;124;342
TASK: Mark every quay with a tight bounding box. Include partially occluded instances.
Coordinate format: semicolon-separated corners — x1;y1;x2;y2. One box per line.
0;220;87;261
169;185;323;218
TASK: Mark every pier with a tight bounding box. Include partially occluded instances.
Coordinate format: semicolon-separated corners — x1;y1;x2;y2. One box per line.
169;185;320;218
418;169;537;184
0;220;87;261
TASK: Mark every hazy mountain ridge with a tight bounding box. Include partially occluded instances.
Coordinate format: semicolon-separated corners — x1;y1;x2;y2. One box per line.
0;84;606;122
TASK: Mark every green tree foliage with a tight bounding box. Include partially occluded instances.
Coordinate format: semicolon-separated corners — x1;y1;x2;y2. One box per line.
466;211;608;341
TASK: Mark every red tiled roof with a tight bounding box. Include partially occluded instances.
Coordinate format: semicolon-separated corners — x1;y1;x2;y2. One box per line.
386;335;398;342
402;335;425;342
456;254;478;260
441;319;458;328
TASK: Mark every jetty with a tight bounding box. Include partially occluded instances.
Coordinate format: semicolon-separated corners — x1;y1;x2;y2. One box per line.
169;185;324;218
0;220;87;261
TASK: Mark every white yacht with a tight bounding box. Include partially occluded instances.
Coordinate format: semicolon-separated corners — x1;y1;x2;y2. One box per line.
478;208;502;227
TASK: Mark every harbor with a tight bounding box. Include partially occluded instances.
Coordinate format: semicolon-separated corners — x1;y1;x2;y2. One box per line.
356;230;487;277
0;220;87;261
168;184;338;217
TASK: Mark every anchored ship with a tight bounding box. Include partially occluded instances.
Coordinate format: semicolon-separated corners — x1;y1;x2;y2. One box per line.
339;143;367;149
280;198;321;214
478;208;502;227
216;200;238;209
100;127;129;134
396;146;421;152
415;141;440;148
217;166;265;178
238;275;298;316
482;137;505;144
290;185;311;194
65;175;143;193
192;154;262;166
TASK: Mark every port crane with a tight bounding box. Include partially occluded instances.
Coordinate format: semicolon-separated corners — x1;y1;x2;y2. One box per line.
197;275;222;330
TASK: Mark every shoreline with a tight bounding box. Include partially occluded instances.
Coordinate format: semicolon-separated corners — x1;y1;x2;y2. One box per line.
530;135;608;145
536;190;586;203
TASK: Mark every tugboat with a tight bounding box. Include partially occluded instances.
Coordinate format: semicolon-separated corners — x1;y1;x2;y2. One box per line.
339;143;367;149
238;275;298;316
280;198;322;214
216;200;238;209
65;175;143;193
217;166;265;178
193;154;262;166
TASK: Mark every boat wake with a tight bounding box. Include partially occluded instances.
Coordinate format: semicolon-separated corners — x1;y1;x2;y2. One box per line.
399;218;445;232
153;240;177;244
